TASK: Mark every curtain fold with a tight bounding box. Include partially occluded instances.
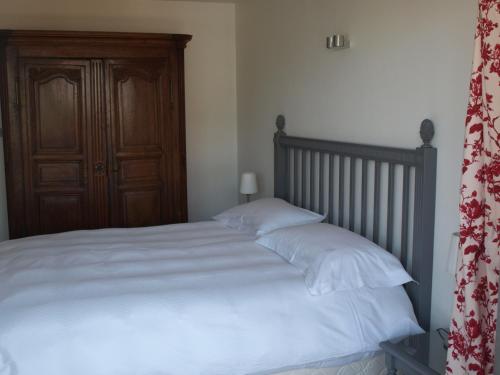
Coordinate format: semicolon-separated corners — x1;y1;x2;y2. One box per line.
447;1;500;374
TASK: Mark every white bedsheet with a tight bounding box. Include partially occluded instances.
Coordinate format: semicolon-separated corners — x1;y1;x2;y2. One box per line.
0;222;421;375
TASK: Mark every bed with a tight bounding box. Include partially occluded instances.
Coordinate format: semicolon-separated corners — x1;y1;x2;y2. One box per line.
0;116;437;375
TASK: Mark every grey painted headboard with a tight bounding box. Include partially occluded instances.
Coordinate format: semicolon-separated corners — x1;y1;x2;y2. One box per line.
273;115;437;331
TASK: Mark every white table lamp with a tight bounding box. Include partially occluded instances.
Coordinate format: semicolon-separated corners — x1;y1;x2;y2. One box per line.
240;172;258;203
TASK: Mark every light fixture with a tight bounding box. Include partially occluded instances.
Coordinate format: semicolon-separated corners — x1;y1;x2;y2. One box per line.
326;34;350;50
240;172;258;203
447;232;460;276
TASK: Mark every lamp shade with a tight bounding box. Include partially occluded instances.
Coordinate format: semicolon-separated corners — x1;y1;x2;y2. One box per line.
240;172;258;195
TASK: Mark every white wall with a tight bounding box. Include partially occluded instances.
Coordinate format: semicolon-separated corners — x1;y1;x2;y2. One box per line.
236;0;476;330
0;0;238;230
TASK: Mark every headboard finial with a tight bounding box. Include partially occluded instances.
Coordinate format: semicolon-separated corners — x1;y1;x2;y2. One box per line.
275;115;286;136
420;119;435;148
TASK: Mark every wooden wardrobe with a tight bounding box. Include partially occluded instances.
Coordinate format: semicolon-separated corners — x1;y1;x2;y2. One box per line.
0;30;191;239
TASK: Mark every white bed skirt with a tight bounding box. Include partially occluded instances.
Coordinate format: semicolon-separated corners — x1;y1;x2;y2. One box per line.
272;353;386;375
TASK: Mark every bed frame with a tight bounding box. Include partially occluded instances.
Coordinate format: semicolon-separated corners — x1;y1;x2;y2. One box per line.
273;115;437;330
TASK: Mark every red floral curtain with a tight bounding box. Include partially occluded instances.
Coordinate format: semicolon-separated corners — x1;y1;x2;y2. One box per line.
447;1;500;374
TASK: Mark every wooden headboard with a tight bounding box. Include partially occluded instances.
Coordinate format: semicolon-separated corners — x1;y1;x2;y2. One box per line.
273;115;437;330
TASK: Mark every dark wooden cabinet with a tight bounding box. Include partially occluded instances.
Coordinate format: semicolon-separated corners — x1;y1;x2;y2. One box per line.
0;30;191;238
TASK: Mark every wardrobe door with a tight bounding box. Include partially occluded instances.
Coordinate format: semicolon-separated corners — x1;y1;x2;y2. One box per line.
19;59;95;235
106;59;174;228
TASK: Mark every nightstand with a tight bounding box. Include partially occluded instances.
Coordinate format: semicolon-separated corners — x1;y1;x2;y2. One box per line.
380;331;448;375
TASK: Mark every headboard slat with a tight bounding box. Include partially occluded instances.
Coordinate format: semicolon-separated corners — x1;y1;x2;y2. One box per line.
360;159;368;237
338;155;345;227
273;115;437;331
319;153;325;214
401;165;411;265
387;163;396;252
328;154;335;224
373;161;382;244
349;158;356;232
293;148;299;206
284;146;290;202
301;150;307;208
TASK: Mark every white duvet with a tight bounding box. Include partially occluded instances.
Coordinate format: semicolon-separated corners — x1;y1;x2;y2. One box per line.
0;222;421;375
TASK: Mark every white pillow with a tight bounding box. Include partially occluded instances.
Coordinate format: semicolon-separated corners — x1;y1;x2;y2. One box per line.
256;223;413;295
213;198;325;236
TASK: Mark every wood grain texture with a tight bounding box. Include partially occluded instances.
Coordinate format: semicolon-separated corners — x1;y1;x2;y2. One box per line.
0;30;190;238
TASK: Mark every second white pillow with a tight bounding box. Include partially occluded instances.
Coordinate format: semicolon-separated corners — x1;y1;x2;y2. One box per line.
256;223;413;295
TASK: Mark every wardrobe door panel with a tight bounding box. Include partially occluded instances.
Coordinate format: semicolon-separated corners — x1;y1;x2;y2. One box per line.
106;59;172;227
118;77;160;149
34;75;81;153
121;189;162;227
20;59;93;235
36;161;83;187
38;194;84;233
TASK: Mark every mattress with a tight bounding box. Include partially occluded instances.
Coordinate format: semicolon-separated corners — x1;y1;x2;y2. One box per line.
0;221;418;375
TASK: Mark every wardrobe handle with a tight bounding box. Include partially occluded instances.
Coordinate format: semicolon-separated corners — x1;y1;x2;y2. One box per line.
94;162;105;175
